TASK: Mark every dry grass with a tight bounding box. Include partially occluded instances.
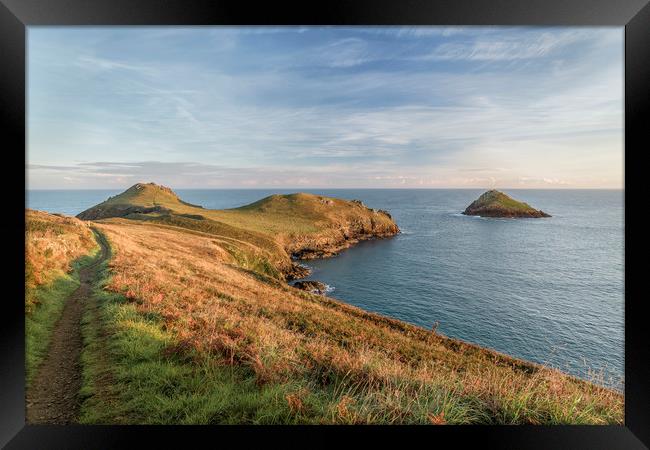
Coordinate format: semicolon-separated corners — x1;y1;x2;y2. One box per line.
92;219;623;424
25;210;99;383
25;210;97;312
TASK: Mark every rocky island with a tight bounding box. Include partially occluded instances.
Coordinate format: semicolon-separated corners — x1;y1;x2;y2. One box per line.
463;190;551;218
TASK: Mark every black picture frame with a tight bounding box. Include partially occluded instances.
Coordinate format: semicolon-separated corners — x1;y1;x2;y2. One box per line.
2;0;648;448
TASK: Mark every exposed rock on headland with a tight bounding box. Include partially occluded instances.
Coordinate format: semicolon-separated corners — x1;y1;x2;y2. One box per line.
463;190;551;218
293;280;329;295
285;263;312;281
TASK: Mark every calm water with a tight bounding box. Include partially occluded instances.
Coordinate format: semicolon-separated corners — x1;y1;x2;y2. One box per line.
27;189;624;386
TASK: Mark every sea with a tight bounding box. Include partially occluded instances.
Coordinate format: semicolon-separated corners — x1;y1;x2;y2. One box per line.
26;188;624;387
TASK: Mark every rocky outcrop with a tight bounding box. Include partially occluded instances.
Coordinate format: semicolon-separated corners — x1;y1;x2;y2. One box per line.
463;190;551;218
285;263;312;281
287;222;399;260
293;280;328;295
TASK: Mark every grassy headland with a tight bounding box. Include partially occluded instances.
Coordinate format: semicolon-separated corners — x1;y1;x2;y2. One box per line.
27;184;622;424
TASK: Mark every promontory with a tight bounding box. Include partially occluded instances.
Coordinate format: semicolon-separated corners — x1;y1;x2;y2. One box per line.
76;182;400;280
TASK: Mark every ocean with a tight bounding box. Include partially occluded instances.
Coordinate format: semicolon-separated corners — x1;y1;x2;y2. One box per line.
26;188;624;386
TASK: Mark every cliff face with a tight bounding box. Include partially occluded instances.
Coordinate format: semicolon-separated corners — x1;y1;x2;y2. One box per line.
463;190;551;218
284;213;399;259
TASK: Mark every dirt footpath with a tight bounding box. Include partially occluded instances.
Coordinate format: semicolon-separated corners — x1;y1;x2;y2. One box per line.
26;229;110;424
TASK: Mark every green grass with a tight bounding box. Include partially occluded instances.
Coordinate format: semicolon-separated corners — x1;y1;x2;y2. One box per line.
473;190;534;211
77;278;496;425
127;212;286;260
25;249;98;385
79;254;308;424
101;182;182;208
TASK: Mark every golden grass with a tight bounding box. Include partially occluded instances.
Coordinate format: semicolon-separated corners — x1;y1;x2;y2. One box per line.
93;219;623;424
25;210;97;312
80;183;398;251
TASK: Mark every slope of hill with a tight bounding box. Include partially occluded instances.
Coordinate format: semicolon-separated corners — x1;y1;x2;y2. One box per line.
26;210;97;298
463;190;551;218
82;218;622;424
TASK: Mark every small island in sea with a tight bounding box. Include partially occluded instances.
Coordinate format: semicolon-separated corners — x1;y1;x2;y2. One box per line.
463;190;551;218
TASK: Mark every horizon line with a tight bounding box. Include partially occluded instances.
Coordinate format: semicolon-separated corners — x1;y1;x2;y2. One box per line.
26;186;625;191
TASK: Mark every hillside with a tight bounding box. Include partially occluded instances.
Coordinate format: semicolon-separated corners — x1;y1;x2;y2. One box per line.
82;218;621;424
463;190;551;218
25;210;97;312
25;185;623;424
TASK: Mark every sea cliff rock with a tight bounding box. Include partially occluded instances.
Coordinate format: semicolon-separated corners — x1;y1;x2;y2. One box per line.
285;215;400;260
293;280;328;295
285;263;312;281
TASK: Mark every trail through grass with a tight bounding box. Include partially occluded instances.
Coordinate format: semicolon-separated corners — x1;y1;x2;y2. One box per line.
26;250;98;385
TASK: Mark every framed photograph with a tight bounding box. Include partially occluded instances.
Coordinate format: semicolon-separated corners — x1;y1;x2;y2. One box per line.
2;0;648;447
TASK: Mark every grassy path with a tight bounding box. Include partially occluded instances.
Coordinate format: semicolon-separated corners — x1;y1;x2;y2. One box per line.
26;229;110;424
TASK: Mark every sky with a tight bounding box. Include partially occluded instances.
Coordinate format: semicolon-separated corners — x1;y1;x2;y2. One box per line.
27;26;624;189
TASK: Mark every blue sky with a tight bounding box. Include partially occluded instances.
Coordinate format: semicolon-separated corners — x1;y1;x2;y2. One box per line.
28;26;623;189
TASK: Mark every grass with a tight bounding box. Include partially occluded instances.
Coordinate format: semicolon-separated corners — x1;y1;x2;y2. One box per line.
26;210;97;311
75;221;623;424
469;190;535;212
77;247;486;424
26;270;79;385
79;246;312;424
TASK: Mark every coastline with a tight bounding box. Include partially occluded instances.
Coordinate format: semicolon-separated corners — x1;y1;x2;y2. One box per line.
26;206;623;423
280;221;617;391
25;186;623;423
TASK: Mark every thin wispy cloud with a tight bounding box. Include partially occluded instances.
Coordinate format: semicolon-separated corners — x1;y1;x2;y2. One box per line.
425;30;586;61
27;26;623;189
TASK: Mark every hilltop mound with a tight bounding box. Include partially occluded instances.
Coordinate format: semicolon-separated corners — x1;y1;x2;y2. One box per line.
463;190;551;218
76;183;199;220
